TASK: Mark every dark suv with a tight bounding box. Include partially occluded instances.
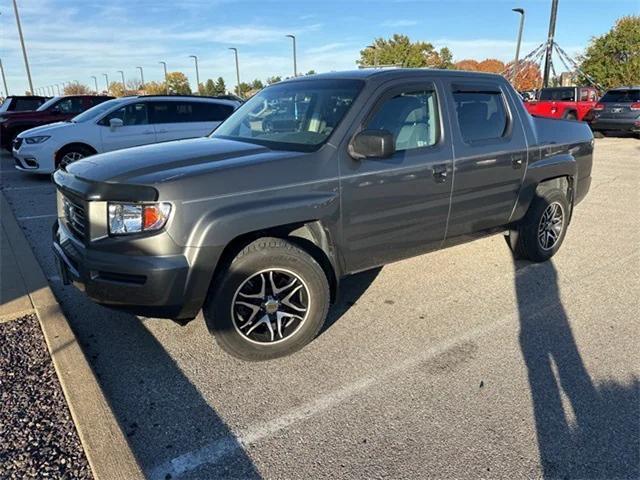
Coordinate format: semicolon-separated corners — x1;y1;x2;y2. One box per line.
589;86;640;137
52;70;593;360
0;95;113;149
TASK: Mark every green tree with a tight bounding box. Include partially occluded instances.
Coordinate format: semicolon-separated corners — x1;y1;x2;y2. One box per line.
199;78;216;96
214;77;226;95
166;71;192;95
358;34;454;69
235;82;252;98
579;15;640;89
251;79;264;90
266;76;282;85
305;70;316;76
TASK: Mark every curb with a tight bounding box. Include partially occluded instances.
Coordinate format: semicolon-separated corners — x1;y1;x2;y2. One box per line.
1;192;144;480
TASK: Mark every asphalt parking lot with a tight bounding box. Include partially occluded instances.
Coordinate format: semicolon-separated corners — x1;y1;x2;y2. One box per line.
1;137;638;479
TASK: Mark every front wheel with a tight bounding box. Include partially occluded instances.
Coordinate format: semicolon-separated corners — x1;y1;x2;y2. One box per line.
506;188;570;262
203;237;330;361
55;145;95;169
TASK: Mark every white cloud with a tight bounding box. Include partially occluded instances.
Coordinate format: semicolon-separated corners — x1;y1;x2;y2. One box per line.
381;19;419;27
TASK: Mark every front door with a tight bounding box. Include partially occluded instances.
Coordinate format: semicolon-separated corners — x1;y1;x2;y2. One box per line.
99;102;156;152
340;81;454;273
442;80;528;241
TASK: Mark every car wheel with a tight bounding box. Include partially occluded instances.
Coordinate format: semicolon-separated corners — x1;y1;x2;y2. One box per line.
564;111;577;121
56;145;95;169
592;130;605;138
203;237;330;361
506;188;570;263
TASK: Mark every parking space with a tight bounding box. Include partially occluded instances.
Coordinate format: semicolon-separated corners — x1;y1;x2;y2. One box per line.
1;138;638;479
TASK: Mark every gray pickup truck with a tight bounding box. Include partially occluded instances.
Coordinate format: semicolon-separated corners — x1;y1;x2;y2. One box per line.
52;69;593;360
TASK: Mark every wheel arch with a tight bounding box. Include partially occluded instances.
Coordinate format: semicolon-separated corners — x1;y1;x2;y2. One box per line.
55;142;98;166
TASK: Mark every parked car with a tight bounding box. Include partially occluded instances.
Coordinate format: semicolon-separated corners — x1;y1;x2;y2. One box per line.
13;95;240;173
588;86;640;138
524;86;599;121
0;95;48;113
1;95;113;150
52;69;593;360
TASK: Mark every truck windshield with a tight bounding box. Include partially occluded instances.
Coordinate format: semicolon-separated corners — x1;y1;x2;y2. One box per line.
211;79;363;152
600;90;640;103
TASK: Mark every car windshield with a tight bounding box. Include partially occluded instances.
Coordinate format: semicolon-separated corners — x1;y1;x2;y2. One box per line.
211;79;363;152
36;96;61;111
71;98;125;122
0;98;11;113
600;90;640;103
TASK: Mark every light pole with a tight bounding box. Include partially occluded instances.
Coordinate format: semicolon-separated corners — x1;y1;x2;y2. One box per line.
117;70;126;92
136;66;144;91
12;0;34;94
103;73;109;92
91;76;98;94
366;44;378;67
542;0;559;88
229;48;241;98
55;84;61;95
512;8;525;85
188;55;200;94
0;59;8;96
285;34;297;77
159;61;168;94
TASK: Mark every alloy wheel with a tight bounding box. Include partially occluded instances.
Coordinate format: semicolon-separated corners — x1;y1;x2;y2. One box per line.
537;202;564;250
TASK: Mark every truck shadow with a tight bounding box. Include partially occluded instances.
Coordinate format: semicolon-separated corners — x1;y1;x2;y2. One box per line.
513;258;639;478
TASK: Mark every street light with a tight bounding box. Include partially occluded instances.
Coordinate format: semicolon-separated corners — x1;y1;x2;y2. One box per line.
366;44;378;67
188;55;200;94
55;84;61;95
117;70;126;92
103;73;109;92
91;76;98;94
512;8;526;85
12;0;34;94
228;48;241;98
0;59;8;96
136;66;144;91
285;34;297;77
159;61;168;94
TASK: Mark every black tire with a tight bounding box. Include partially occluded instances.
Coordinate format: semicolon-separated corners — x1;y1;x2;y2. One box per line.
564;111;577;121
592;130;605;139
55;144;95;169
203;237;330;361
506;188;570;263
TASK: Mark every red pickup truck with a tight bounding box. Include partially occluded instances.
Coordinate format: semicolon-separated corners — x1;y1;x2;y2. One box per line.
524;86;599;121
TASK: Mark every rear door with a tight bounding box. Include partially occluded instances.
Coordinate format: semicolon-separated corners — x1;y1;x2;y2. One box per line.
340;79;454;272
98;102;156;152
149;100;231;142
443;80;528;241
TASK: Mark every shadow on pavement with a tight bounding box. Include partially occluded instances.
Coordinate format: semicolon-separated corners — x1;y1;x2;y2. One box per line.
514;258;639;478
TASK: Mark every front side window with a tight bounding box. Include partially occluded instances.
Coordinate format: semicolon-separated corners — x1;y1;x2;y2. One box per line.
55;97;84;114
365;90;439;151
453;90;508;143
212;79;363;152
102;103;148;126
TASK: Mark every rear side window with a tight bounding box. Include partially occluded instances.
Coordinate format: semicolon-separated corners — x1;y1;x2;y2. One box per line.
192;102;235;122
149;101;195;123
600;90;640;103
365;89;439;151
452;90;508;143
539;88;575;101
101;103;148;126
13;98;43;111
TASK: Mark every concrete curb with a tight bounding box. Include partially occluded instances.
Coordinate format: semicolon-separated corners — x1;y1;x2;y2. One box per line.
1;192;144;480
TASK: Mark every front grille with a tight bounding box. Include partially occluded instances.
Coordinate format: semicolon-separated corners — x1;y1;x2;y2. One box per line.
62;195;87;239
13;137;23;150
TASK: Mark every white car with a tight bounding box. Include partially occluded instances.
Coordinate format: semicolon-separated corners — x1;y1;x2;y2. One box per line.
13;95;240;174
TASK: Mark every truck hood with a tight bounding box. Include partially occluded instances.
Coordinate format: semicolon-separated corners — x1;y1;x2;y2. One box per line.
66;137;285;184
17;121;71;137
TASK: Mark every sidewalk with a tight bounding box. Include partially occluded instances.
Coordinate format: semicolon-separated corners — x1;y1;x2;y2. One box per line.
0;220;35;321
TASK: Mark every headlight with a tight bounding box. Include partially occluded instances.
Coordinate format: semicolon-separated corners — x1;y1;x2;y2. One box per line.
108;202;171;235
24;135;50;144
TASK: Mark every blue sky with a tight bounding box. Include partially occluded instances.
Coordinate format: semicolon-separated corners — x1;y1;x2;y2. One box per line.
1;0;637;95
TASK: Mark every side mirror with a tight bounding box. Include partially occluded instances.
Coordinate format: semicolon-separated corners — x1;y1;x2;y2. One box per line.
348;129;395;160
109;118;124;131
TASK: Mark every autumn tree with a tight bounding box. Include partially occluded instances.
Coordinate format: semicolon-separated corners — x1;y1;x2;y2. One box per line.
63;82;92;95
506;60;543;91
454;59;479;71
477;59;506;74
166;72;192;95
579;15;640;89
144;81;167;95
358;34;454;68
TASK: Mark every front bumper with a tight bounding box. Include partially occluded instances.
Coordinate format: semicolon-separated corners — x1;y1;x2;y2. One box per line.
53;219;196;319
13;142;56;174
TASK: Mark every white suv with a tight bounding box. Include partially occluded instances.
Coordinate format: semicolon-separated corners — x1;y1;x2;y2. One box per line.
13;95;240;174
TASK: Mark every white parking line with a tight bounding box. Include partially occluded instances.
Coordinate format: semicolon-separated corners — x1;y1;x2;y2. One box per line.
148;251;637;480
17;213;57;220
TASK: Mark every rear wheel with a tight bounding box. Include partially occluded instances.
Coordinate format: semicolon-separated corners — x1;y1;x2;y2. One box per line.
506;188;570;262
55;144;95;169
203;237;330;361
564;111;577;121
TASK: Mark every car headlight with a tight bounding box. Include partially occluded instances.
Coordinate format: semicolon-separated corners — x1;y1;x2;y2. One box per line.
24;135;50;144
108;202;171;235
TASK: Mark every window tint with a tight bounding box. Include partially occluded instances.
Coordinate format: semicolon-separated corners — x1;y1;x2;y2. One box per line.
600;90;640;103
366;90;439;151
13;98;43;111
102;103;148;126
453;91;508;143
191;102;235;122
55;97;84;114
539;88;575;101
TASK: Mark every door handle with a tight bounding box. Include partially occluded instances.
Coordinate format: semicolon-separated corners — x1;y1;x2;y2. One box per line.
512;154;525;169
432;164;448;183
